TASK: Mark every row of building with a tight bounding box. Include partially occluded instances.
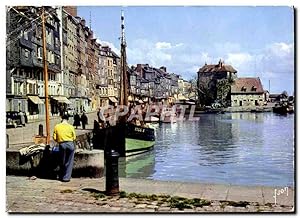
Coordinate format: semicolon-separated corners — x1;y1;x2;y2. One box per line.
6;6;194;120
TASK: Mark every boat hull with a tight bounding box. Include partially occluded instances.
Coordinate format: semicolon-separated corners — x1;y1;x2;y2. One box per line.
125;124;156;156
125;138;155;156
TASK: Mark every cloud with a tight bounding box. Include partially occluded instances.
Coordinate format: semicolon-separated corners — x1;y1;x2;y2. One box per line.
155;42;172;49
214;42;241;54
127;39;173;67
222;42;294;93
99;38;293;94
99;40;120;55
155;42;185;50
226;53;253;66
267;42;293;57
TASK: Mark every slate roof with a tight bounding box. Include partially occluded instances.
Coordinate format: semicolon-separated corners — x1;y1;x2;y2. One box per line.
231;77;264;94
198;62;237;73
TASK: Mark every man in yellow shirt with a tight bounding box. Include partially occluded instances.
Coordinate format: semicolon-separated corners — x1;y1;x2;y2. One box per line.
53;114;76;182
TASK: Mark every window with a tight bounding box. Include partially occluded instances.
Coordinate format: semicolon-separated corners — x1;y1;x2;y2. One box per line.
37;47;42;59
23;31;28;40
51;53;55;64
55;37;59;47
24;49;29;58
29;84;33;94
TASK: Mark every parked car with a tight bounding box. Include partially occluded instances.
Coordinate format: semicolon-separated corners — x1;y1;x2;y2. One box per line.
6;111;22;128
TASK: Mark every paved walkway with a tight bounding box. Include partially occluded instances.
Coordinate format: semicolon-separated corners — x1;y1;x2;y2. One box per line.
6;176;294;213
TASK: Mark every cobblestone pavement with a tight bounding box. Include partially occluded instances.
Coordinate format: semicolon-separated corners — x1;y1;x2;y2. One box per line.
6;176;294;213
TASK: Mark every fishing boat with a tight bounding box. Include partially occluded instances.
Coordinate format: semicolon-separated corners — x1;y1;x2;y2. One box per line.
118;11;156;156
273;103;293;115
125;124;155;156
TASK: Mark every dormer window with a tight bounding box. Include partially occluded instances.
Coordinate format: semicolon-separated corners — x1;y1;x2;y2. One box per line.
241;86;246;91
252;86;257;91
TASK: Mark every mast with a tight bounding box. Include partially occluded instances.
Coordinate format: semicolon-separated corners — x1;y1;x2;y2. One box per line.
42;7;50;144
119;10;128;107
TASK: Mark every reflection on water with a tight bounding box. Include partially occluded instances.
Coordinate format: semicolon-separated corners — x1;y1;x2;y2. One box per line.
119;151;156;178
119;113;294;187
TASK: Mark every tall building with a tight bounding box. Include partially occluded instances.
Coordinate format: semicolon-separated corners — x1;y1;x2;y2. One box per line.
6;6;62;119
197;60;237;106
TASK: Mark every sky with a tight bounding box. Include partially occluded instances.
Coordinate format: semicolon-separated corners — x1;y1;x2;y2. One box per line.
78;6;294;95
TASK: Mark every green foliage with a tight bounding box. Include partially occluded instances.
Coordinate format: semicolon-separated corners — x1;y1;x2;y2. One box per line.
92;192;106;199
225;201;250;207
60;189;74;193
216;79;231;107
119;191;127;198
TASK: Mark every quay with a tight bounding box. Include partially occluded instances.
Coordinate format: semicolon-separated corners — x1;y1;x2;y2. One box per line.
6;111;105;178
6;176;294;213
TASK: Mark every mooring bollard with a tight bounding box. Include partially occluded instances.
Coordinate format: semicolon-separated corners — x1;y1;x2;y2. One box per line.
105;149;120;196
38;124;44;136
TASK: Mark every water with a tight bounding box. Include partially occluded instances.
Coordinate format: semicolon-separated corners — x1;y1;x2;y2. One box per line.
119;113;294;187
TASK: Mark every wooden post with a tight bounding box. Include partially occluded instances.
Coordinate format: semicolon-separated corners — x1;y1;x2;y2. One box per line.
42;7;50;145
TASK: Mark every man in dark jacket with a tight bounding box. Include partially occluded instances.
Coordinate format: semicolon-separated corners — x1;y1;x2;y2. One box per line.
81;112;88;129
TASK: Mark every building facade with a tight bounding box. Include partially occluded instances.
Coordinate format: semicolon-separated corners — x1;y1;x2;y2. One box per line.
6;6;62;119
230;77;265;107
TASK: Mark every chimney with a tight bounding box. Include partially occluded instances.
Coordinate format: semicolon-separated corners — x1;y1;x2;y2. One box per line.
63;6;77;17
218;59;224;67
81;19;86;26
136;64;142;73
160;66;167;72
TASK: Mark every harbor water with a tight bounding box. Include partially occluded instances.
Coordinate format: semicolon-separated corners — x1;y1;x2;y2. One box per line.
119;112;294;187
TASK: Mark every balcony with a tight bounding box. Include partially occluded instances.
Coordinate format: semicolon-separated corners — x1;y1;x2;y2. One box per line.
19;37;33;50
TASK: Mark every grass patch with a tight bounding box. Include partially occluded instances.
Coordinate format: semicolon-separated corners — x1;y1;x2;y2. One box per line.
227;201;250;207
119;191;127;198
92;192;106;199
264;202;273;207
60;189;73;193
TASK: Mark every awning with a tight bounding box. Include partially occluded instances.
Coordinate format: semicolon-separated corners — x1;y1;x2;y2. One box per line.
28;96;44;104
178;96;189;101
109;97;118;103
52;96;72;104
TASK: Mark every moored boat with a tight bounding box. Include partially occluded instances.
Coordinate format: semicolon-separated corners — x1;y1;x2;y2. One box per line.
125;124;155;156
273;104;290;115
118;11;156;157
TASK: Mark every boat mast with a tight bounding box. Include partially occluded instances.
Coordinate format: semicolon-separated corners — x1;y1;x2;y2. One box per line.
119;10;128;107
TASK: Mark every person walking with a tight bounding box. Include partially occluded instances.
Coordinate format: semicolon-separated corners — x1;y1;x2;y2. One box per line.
18;110;25;126
73;112;81;129
53;114;76;182
81;112;88;129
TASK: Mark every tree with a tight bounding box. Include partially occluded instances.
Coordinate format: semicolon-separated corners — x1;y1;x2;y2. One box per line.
187;76;198;100
216;79;232;107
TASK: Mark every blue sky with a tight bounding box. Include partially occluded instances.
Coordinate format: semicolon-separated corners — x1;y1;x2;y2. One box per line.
78;6;294;95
